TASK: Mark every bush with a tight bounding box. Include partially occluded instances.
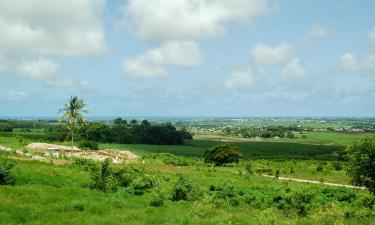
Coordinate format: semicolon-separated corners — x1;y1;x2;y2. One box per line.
78;140;98;150
204;144;243;166
90;158;118;192
171;175;201;201
132;177;156;195
0;161;16;185
331;161;343;171
73;201;85;211
316;163;324;171
290;166;295;174
245;162;253;174
150;192;165;207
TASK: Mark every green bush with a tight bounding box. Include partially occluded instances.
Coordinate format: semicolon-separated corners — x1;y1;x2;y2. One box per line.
73;201;85;211
204;144;243;166
90;158;118;192
0;161;16;185
171;175;201;201
78;140;98;150
245;162;253;174
149;192;165;207
331;161;343;171
316;163;324;171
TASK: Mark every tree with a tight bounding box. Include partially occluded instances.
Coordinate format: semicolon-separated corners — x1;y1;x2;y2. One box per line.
346;137;375;194
204;143;243;166
59;96;89;149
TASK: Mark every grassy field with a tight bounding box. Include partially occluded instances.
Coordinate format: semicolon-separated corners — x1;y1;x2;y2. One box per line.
194;131;373;146
100;139;345;160
0;152;374;225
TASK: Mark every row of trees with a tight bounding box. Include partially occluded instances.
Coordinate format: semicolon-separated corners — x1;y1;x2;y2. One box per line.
78;119;192;145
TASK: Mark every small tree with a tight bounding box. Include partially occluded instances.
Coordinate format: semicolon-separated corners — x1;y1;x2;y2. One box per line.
204;144;243;166
346;137;375;194
59;96;89;149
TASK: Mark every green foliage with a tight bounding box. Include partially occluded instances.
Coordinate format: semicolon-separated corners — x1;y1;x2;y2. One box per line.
0;160;16;185
73;201;85;211
316;163;324;171
245;162;253;174
149;191;165;207
171;175;201;201
78;140;99;150
346;137;375;194
78;119;190;145
287;132;296;139
204;143;243;166
90;158;118;192
331;161;343;171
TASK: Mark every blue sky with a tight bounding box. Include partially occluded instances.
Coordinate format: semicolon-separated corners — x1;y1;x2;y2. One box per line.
1;0;375;117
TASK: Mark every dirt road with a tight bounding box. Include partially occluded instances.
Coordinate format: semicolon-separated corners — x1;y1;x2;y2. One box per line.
261;174;365;189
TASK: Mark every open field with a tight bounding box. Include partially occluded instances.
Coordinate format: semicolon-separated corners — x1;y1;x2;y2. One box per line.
1;151;374;225
194;131;372;146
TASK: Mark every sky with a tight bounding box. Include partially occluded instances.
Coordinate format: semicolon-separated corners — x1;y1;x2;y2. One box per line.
1;0;375;117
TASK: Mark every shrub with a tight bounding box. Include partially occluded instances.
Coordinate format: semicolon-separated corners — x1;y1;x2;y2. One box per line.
78;140;98;150
163;157;190;166
316;163;324;172
290;166;295;174
73;201;85;211
90;158;118;192
150;192;165;207
287;132;295;139
245;162;253;174
171;175;201;201
0;161;16;185
132;177;156;195
275;169;280;179
204;144;243;166
331;161;342;171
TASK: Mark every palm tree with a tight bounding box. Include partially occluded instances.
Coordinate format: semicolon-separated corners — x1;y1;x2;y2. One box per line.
59;96;89;149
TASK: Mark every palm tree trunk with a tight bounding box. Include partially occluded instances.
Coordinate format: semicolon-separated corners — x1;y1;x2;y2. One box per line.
71;126;74;150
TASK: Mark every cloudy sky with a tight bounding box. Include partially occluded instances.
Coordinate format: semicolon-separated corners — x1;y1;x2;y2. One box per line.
1;0;375;117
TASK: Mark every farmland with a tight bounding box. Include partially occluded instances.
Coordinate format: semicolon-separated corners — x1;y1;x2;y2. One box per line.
0;117;374;224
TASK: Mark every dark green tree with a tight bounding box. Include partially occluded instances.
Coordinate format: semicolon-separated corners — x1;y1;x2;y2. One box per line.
346;137;375;194
204;144;243;166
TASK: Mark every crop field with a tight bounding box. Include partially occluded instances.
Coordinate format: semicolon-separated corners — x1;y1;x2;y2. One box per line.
100;139;345;160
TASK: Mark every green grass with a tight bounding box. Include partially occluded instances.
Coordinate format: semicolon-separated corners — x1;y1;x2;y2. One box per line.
100;139;345;160
284;132;372;145
0;157;374;225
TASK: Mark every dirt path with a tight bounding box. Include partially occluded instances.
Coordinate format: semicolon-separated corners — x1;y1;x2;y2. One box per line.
261;174;366;189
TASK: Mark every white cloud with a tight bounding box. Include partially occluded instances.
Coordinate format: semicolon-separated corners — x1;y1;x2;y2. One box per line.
44;76;74;88
307;24;330;38
0;0;106;58
0;56;7;71
341;52;375;75
8;90;27;102
369;27;375;49
282;58;306;78
251;43;292;65
121;0;275;41
123;41;202;77
19;58;58;79
225;66;260;89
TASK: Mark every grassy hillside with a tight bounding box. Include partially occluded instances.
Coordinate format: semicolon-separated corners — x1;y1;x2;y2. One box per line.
0;153;374;225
